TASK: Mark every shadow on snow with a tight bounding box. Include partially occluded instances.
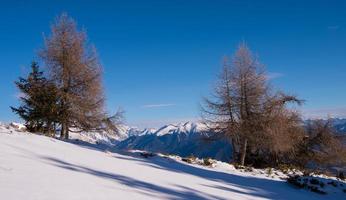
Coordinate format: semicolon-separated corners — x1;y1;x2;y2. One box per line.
47;139;322;200
7;138;323;200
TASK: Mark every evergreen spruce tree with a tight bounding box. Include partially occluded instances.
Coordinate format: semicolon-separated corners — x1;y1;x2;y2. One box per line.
11;62;59;135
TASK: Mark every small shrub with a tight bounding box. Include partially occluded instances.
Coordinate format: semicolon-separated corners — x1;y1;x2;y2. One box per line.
234;163;244;169
182;158;190;163
303;171;311;176
182;155;196;164
233;163;254;172
267;168;273;176
245;167;254;172
337;172;345;180
203;158;213;166
278;164;298;174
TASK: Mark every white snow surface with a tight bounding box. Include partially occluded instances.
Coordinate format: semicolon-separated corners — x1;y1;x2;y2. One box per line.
0;125;345;200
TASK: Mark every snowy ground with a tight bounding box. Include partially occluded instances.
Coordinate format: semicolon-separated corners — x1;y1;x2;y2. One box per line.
0;125;345;200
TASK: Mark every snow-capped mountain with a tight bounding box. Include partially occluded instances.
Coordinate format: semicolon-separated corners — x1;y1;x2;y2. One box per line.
115;119;346;162
117;125;157;137
115;122;232;162
151;122;208;136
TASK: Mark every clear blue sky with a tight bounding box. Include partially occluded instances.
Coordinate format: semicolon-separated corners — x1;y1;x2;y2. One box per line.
1;0;345;128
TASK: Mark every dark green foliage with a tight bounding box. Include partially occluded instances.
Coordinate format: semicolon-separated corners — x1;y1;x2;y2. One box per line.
11;62;59;135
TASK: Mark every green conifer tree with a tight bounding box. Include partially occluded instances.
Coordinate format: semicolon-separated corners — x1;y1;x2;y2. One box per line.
11;62;59;135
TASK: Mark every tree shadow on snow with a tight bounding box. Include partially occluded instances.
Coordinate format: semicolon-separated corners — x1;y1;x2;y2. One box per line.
110;152;316;200
39;156;227;200
33;140;324;200
106;150;325;200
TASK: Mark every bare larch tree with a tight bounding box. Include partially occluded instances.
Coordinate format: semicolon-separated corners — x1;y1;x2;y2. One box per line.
40;13;106;139
297;120;346;170
202;43;303;166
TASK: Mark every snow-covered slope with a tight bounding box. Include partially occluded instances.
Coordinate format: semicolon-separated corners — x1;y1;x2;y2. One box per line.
1;126;344;200
6;119;346;164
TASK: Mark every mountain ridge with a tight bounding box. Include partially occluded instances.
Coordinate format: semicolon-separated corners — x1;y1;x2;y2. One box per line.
115;118;346;162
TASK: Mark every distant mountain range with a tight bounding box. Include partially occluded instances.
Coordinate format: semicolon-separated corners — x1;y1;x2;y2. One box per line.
65;118;346;162
113;118;346;162
5;118;345;163
116;122;232;162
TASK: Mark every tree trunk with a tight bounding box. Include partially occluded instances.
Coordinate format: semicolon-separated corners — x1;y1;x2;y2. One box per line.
64;126;69;140
239;138;248;166
60;122;66;139
47;121;52;137
53;123;57;137
231;139;238;163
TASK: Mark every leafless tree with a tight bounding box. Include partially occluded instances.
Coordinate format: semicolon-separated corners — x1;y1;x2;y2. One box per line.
202;43;303;166
40;13;106;139
253;94;305;166
297;120;346;169
201;57;240;163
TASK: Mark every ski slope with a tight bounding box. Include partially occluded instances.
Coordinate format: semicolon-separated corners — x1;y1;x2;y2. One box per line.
0;127;344;200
